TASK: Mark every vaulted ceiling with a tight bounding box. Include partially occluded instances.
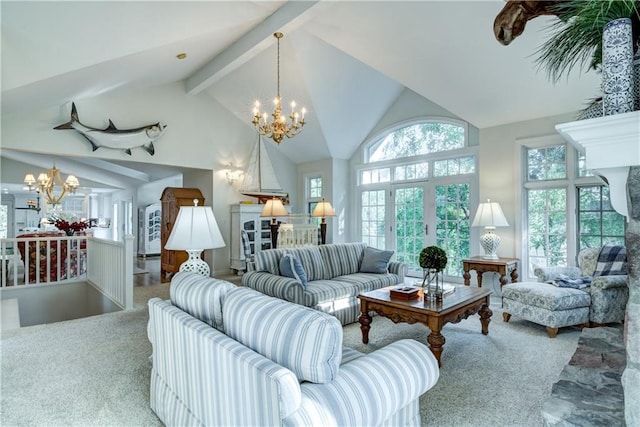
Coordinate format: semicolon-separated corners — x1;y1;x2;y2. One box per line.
1;1;600;193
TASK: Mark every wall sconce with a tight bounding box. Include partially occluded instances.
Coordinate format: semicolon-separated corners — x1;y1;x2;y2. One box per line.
225;165;244;184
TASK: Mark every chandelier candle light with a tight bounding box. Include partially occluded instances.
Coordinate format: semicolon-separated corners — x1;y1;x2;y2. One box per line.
471;199;509;260
164;199;225;277
311;198;336;245
252;32;306;144
24;163;80;206
260;197;288;249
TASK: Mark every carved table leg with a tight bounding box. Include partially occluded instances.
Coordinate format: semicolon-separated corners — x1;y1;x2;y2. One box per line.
427;330;445;367
463;269;471;286
510;268;519;283
359;312;372;344
476;271;483;287
479;303;493;335
499;274;507;287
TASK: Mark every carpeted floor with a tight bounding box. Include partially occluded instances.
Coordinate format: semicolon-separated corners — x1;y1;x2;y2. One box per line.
0;283;580;426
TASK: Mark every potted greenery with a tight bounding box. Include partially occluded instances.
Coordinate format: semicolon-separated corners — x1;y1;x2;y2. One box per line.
535;0;640;115
419;246;448;300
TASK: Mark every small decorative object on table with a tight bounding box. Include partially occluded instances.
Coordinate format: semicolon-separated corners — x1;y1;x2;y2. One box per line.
390;286;421;300
54;219;89;236
419;246;448;302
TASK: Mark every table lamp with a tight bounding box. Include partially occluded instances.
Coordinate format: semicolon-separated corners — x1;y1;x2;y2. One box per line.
260;197;288;249
164;199;225;276
471;199;509;260
311;198;336;245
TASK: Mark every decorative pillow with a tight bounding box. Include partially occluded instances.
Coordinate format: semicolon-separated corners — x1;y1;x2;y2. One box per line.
593;244;627;277
279;252;308;287
223;287;343;384
359;246;394;274
170;272;236;331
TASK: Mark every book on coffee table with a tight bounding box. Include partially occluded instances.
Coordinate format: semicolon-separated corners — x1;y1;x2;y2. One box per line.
390;286;421;300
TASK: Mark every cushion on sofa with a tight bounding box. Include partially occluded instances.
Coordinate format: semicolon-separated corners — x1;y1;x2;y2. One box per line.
359;247;394;274
223;287;342;384
279;252;308;287
256;246;326;281
170;272;236;331
319;242;367;279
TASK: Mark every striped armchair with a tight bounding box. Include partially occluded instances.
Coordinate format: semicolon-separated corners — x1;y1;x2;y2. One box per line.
242;242;407;325
148;273;439;426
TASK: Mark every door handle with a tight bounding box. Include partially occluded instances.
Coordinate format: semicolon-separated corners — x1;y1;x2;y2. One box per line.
425;224;428;235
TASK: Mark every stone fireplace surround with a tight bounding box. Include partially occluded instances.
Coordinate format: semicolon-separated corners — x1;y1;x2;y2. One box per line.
556;110;640;425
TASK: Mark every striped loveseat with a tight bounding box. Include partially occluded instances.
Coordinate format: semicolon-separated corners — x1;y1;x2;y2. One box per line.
148;272;439;426
242;242;407;325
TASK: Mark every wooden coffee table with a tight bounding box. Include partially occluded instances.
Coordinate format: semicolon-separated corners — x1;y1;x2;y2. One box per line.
358;286;492;366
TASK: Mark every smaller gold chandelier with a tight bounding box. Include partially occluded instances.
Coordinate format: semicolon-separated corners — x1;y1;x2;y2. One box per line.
252;32;306;144
24;163;80;206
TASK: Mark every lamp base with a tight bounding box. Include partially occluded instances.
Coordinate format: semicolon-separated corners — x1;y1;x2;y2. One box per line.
270;221;280;249
179;250;210;276
480;229;500;260
319;222;327;245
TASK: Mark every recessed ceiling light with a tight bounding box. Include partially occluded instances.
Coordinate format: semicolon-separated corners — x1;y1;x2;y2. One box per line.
176;53;187;60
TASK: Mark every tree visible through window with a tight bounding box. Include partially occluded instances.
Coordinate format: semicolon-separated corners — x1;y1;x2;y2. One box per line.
367;122;465;163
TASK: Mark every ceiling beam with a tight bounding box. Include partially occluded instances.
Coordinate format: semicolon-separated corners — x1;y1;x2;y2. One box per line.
186;0;320;95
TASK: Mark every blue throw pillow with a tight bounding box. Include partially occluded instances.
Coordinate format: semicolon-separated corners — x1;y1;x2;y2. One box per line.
359;246;394;274
279;252;308;287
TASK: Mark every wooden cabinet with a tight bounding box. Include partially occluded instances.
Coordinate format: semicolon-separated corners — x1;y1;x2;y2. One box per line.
230;203;289;274
160;187;204;282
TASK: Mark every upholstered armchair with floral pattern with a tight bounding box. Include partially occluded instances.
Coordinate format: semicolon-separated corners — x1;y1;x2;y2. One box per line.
534;247;629;324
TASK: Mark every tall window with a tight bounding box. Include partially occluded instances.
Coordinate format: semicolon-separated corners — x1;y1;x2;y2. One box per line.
358;119;475;279
521;138;624;276
578;185;625;248
306;175;323;225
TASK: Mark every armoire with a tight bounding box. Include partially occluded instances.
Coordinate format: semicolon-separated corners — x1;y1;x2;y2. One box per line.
160;187;204;282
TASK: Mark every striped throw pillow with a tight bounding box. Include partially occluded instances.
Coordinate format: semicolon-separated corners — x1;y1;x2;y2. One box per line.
223;287;343;383
170;272;236;331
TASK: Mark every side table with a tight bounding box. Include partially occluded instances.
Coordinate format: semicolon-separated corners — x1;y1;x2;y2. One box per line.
462;257;518;288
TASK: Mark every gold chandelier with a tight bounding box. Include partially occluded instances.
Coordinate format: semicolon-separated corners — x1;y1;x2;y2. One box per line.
24;163;80;206
252;32;306;144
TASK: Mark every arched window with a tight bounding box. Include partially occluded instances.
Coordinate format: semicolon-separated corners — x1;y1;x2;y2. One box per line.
366;120;467;163
357;118;476;280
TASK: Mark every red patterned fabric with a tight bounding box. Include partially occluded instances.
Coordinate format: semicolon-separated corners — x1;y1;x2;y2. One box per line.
17;234;69;284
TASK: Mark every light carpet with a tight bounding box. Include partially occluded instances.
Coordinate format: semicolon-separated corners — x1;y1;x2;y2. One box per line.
1;284;580;426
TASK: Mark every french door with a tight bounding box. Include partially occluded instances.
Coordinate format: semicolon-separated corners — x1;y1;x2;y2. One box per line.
360;178;472;281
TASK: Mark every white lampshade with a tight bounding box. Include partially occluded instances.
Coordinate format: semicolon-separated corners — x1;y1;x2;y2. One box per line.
165;202;225;251
24;174;36;185
471;199;509;260
311;199;336;218
164;200;225;276
471;199;509;228
260;198;288;218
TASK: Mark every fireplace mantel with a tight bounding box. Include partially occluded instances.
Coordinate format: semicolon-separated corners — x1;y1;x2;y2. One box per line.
556;111;640;218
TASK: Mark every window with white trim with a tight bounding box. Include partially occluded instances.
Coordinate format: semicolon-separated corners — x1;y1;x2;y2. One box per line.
357;118;476;280
521;140;624;277
306;175;323;226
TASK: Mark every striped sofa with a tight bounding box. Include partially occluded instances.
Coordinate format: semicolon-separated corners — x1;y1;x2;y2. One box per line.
242;242;407;325
148;272;439;426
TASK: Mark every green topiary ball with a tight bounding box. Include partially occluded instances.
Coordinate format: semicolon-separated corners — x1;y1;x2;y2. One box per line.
419;246;448;272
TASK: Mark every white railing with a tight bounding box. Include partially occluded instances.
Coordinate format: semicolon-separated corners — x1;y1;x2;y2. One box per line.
0;234;134;309
86;235;134;309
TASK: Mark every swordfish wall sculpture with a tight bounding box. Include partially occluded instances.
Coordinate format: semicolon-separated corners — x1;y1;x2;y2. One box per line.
54;102;166;156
